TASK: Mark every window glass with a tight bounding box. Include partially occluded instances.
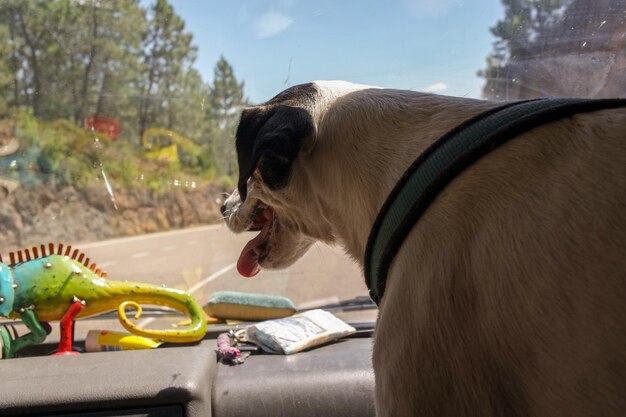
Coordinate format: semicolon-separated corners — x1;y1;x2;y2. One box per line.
0;0;623;327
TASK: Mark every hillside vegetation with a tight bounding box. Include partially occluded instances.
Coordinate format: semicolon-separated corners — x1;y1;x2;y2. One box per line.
6;111;217;192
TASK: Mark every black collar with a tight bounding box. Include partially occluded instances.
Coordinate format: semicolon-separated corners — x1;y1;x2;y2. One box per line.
364;98;626;305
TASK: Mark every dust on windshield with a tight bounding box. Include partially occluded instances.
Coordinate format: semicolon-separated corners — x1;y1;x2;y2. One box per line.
0;0;624;312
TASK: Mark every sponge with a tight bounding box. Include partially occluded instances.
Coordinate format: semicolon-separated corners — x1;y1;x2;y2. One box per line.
203;291;296;321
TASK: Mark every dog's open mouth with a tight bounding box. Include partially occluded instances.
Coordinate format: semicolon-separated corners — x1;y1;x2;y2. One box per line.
237;203;275;278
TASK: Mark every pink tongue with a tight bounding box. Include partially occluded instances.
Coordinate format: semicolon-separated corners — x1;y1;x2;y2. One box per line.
237;210;273;278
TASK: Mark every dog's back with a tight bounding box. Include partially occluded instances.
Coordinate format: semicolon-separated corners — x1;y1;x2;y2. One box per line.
373;107;626;416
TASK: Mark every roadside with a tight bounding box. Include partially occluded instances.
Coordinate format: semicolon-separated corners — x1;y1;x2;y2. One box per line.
0;113;225;251
0;183;223;251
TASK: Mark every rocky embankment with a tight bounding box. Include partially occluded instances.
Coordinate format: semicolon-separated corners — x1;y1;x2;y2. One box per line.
0;184;223;251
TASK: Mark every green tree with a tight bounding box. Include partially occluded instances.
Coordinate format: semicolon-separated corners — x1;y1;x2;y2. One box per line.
0;0;146;124
75;0;145;126
0;0;54;118
478;0;568;99
170;67;209;145
0;0;251;169
206;55;247;177
0;20;13;114
138;0;197;138
479;0;626;99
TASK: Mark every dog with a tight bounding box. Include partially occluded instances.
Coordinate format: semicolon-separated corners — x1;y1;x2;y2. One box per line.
222;81;625;416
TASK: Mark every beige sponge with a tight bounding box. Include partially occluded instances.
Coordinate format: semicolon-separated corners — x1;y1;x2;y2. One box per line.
203;291;296;321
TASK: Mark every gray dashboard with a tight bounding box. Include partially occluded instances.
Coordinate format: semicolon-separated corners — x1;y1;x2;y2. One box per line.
0;333;375;416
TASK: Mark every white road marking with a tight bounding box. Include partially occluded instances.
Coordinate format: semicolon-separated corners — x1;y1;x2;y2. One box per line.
131;251;150;259
160;245;176;252
188;262;236;293
136;262;236;329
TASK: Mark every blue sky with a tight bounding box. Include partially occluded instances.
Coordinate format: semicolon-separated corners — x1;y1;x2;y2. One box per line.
163;0;504;103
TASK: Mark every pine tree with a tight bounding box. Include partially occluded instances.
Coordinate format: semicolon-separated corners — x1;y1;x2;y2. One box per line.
478;0;568;100
138;0;197;138
0;0;251;157
0;16;13;114
479;0;626;99
206;55;247;177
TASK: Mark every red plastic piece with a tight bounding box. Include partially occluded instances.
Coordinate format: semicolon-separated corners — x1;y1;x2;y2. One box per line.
83;116;121;140
52;299;85;356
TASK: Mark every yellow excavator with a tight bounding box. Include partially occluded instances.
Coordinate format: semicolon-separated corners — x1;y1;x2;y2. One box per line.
141;127;203;165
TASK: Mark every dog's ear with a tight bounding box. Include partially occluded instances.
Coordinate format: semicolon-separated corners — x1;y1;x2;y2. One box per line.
236;104;314;200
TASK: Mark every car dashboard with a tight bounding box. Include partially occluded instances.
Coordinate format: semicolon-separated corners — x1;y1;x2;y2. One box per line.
0;313;376;417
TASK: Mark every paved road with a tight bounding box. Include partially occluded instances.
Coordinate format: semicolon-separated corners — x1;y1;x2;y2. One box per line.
2;225;370;346
75;225;368;309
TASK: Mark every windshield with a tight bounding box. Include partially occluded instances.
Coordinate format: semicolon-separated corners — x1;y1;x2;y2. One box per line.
0;0;624;321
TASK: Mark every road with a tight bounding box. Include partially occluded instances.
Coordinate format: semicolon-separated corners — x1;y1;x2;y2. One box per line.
2;225;370;346
74;224;367;309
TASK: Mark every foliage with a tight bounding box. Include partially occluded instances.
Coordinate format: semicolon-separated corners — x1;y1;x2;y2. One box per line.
206;55;248;177
0;0;247;185
217;174;235;191
138;0;197;138
479;0;626;99
9;110;213;191
478;0;570;99
0;23;11;114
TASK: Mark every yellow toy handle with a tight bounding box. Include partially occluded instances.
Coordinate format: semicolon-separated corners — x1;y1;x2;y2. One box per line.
117;299;206;343
119;301;143;320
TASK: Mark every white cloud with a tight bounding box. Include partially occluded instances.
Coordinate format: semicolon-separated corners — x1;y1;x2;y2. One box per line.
423;82;448;93
254;11;294;38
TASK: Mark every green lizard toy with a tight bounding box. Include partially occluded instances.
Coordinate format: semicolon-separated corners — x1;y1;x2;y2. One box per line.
0;243;207;358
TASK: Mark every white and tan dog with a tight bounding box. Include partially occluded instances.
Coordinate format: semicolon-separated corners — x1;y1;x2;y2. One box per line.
222;81;625;416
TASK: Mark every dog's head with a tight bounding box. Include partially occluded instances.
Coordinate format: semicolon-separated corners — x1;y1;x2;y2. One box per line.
222;81;374;277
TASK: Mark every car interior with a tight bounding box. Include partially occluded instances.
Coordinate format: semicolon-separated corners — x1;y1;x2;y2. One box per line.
0;0;623;416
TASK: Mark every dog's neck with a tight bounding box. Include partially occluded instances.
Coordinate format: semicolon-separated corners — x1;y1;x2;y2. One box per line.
309;89;497;266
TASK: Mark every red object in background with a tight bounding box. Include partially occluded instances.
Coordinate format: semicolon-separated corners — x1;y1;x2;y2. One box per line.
83;116;121;140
